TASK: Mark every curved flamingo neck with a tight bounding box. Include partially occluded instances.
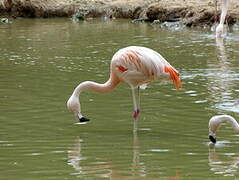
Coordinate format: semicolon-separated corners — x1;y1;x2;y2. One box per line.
73;72;120;96
220;115;239;131
209;115;239;135
68;72;120;119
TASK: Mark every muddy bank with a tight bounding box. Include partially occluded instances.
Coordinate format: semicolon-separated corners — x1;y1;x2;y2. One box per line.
0;0;148;18
0;0;238;27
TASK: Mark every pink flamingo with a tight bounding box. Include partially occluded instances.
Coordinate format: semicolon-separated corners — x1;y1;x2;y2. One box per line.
67;46;182;122
216;0;230;37
209;115;239;143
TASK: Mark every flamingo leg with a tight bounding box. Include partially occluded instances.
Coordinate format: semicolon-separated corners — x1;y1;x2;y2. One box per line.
221;0;229;24
137;86;140;113
131;86;140;119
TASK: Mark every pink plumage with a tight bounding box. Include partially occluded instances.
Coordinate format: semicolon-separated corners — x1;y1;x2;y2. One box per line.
67;46;182;122
112;46;181;89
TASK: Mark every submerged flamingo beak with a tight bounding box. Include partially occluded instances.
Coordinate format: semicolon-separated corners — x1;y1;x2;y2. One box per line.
79;117;90;123
209;135;216;144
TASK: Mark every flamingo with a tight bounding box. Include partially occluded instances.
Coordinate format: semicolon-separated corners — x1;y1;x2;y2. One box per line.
208;115;239;144
216;0;230;37
67;46;182;123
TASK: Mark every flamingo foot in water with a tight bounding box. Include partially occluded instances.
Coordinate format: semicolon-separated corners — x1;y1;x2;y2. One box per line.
79;117;90;123
132;109;140;119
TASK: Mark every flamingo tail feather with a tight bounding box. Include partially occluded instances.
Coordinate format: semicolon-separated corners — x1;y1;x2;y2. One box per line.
164;66;182;89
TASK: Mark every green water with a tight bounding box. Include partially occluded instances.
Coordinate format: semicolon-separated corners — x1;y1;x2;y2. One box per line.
1;18;239;179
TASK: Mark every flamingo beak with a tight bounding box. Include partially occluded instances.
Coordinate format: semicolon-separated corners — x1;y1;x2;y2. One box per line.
74;112;90;123
79;117;90;123
209;135;216;144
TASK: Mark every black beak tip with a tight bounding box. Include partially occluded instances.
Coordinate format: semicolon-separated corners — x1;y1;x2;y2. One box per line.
79;117;90;123
209;135;216;144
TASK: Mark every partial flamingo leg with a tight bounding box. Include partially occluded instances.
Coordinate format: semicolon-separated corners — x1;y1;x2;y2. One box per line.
220;0;229;24
133;109;140;119
131;86;140;119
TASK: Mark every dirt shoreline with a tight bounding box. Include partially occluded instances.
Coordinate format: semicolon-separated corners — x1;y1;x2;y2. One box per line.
0;0;239;27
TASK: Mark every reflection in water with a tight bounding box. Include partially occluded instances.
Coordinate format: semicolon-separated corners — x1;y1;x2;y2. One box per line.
207;36;237;112
208;145;239;177
68;131;180;179
67;132;146;179
68;138;85;175
132;124;140;173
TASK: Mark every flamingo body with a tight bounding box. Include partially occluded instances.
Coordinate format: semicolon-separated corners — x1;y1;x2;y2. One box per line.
67;46;182;122
209;115;239;143
111;46;181;87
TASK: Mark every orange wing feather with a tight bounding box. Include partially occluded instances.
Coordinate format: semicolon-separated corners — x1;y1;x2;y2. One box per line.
116;65;128;72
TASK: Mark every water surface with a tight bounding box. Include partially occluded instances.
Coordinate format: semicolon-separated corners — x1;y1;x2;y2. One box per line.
1;18;239;179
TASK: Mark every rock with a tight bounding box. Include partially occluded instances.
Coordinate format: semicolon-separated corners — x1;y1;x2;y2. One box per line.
145;4;187;23
1;18;12;24
184;10;236;28
72;12;85;21
146;5;167;22
159;21;185;30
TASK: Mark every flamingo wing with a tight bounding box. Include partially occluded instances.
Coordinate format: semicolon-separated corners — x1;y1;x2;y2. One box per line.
111;46;181;89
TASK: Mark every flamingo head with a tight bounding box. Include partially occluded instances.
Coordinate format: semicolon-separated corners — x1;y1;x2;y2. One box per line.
209;134;217;144
208;117;222;144
216;24;224;38
67;95;80;113
209;127;217;144
67;95;90;123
